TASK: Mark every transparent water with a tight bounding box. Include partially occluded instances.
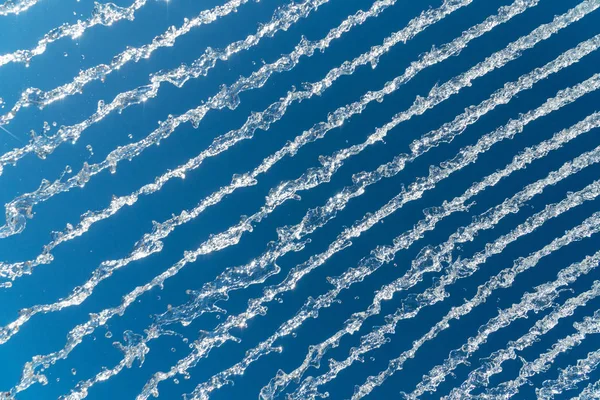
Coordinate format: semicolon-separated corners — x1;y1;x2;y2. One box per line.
0;0;599;399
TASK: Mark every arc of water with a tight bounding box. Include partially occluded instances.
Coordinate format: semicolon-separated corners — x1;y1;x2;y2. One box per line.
481;312;600;399
285;185;600;400
0;0;150;67
537;350;600;400
0;0;560;346
447;267;600;399
191;145;600;399
0;0;44;16
10;2;596;396
134;69;600;400
262;122;600;400
0;0;388;237
52;15;600;400
0;0;258;126
0;0;484;284
393;243;600;399
353;209;600;400
4;0;600;399
575;379;600;399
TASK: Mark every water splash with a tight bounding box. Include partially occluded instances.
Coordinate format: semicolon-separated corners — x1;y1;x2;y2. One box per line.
0;0;44;16
574;379;600;399
195;134;600;400
399;247;600;400
0;0;337;180
0;0;554;349
2;1;600;399
262;112;600;400
0;0;257;126
481;311;600;398
537;349;600;399
289;182;600;400
137;66;600;400
0;0;386;238
354;209;600;400
0;0;480;286
447;258;600;399
0;0;149;67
